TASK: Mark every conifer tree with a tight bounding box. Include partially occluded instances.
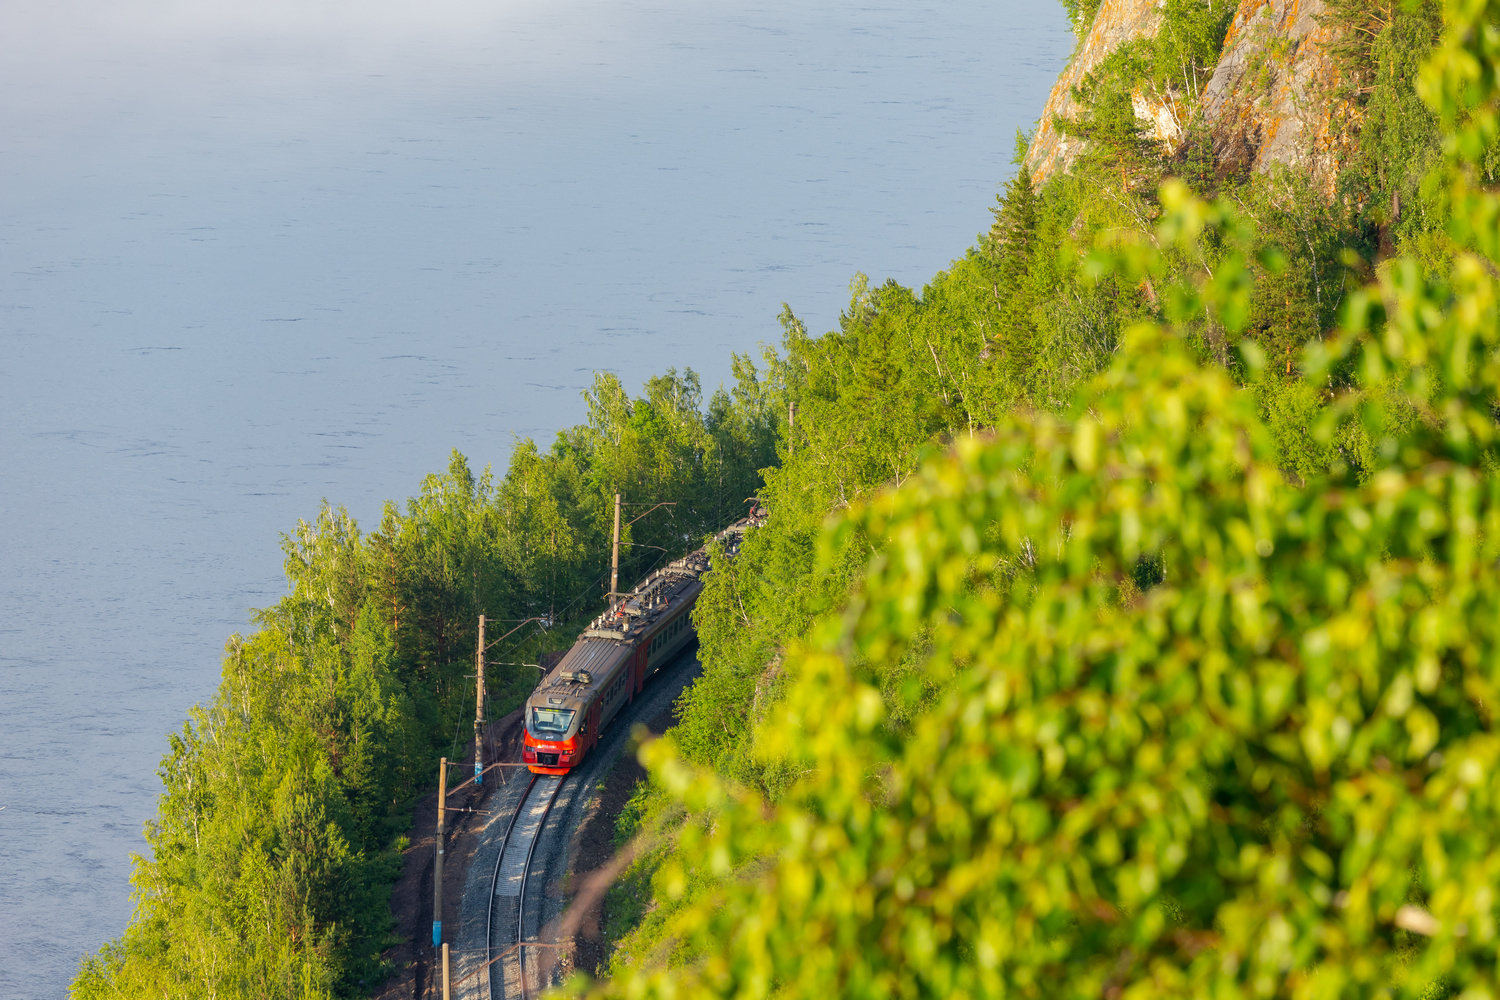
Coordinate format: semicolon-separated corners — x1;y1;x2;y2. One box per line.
989;167;1042;392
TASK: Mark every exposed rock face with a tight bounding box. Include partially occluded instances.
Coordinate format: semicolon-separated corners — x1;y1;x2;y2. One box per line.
1024;0;1167;182
1201;0;1358;195
1133;89;1187;150
1025;0;1355;193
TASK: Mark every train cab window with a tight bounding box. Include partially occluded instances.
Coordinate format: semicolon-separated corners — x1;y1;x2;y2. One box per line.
531;707;575;735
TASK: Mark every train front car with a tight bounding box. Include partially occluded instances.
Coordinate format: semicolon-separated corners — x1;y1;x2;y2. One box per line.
521;690;586;774
523;638;631;774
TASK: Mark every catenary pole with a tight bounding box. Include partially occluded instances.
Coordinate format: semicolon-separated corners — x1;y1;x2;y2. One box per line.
610;492;621;600
474;615;485;786
433;757;447;948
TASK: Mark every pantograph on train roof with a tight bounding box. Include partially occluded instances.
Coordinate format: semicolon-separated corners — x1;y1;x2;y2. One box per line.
580;515;758;641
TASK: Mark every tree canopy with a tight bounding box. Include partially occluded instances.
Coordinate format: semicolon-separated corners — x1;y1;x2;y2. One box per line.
594;1;1500;996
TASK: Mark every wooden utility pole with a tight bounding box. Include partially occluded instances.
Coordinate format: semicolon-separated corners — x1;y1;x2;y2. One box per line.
474;615;486;786
442;942;451;1000
610;492;622;600
433;757;447;948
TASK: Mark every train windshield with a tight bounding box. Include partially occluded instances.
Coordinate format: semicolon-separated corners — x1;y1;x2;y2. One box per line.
531;707;576;736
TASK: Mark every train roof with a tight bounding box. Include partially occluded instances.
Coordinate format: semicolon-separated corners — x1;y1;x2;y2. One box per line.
580;513;763;642
527;512;768;713
530;637;632;709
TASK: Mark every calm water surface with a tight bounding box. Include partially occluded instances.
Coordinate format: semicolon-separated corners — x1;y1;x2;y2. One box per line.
0;0;1069;993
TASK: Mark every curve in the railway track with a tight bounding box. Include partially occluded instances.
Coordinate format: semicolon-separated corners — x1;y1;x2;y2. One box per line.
469;647;703;1000
487;773;563;1000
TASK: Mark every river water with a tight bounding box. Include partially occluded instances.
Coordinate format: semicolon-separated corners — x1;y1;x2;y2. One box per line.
0;1;1070;993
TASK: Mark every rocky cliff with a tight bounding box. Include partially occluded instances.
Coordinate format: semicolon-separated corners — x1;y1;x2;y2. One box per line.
1026;0;1357;192
1202;0;1359;195
1025;0;1171;180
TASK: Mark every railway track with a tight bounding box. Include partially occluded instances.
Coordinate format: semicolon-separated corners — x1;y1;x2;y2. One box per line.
461;648;704;999
486;772;564;1000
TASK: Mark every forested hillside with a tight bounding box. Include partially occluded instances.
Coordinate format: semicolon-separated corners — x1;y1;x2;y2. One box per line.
73;0;1500;993
620;0;1459;850
70;370;775;998
598;0;1500;994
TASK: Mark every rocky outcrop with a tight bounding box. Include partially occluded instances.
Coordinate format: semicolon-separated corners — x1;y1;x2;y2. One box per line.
1025;0;1357;194
1201;0;1358;196
1025;0;1168;182
1133;88;1187;150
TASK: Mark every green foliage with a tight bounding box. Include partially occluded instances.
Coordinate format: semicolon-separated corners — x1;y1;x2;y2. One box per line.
1328;0;1447;255
590;2;1500;996
670;204;1142;788
1059;44;1164;192
578;0;1477;975
1242;171;1359;359
991;168;1046;392
1059;0;1107;40
598;780;692;976
1153;0;1237;95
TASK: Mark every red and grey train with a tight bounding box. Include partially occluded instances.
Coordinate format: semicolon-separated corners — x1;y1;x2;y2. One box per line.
522;513;762;775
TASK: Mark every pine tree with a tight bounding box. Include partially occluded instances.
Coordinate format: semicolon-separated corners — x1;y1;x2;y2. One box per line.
988;168;1042;392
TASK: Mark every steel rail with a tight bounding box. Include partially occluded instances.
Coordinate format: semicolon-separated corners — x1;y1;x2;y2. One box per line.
486;773;537;1000
516;777;562;1000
